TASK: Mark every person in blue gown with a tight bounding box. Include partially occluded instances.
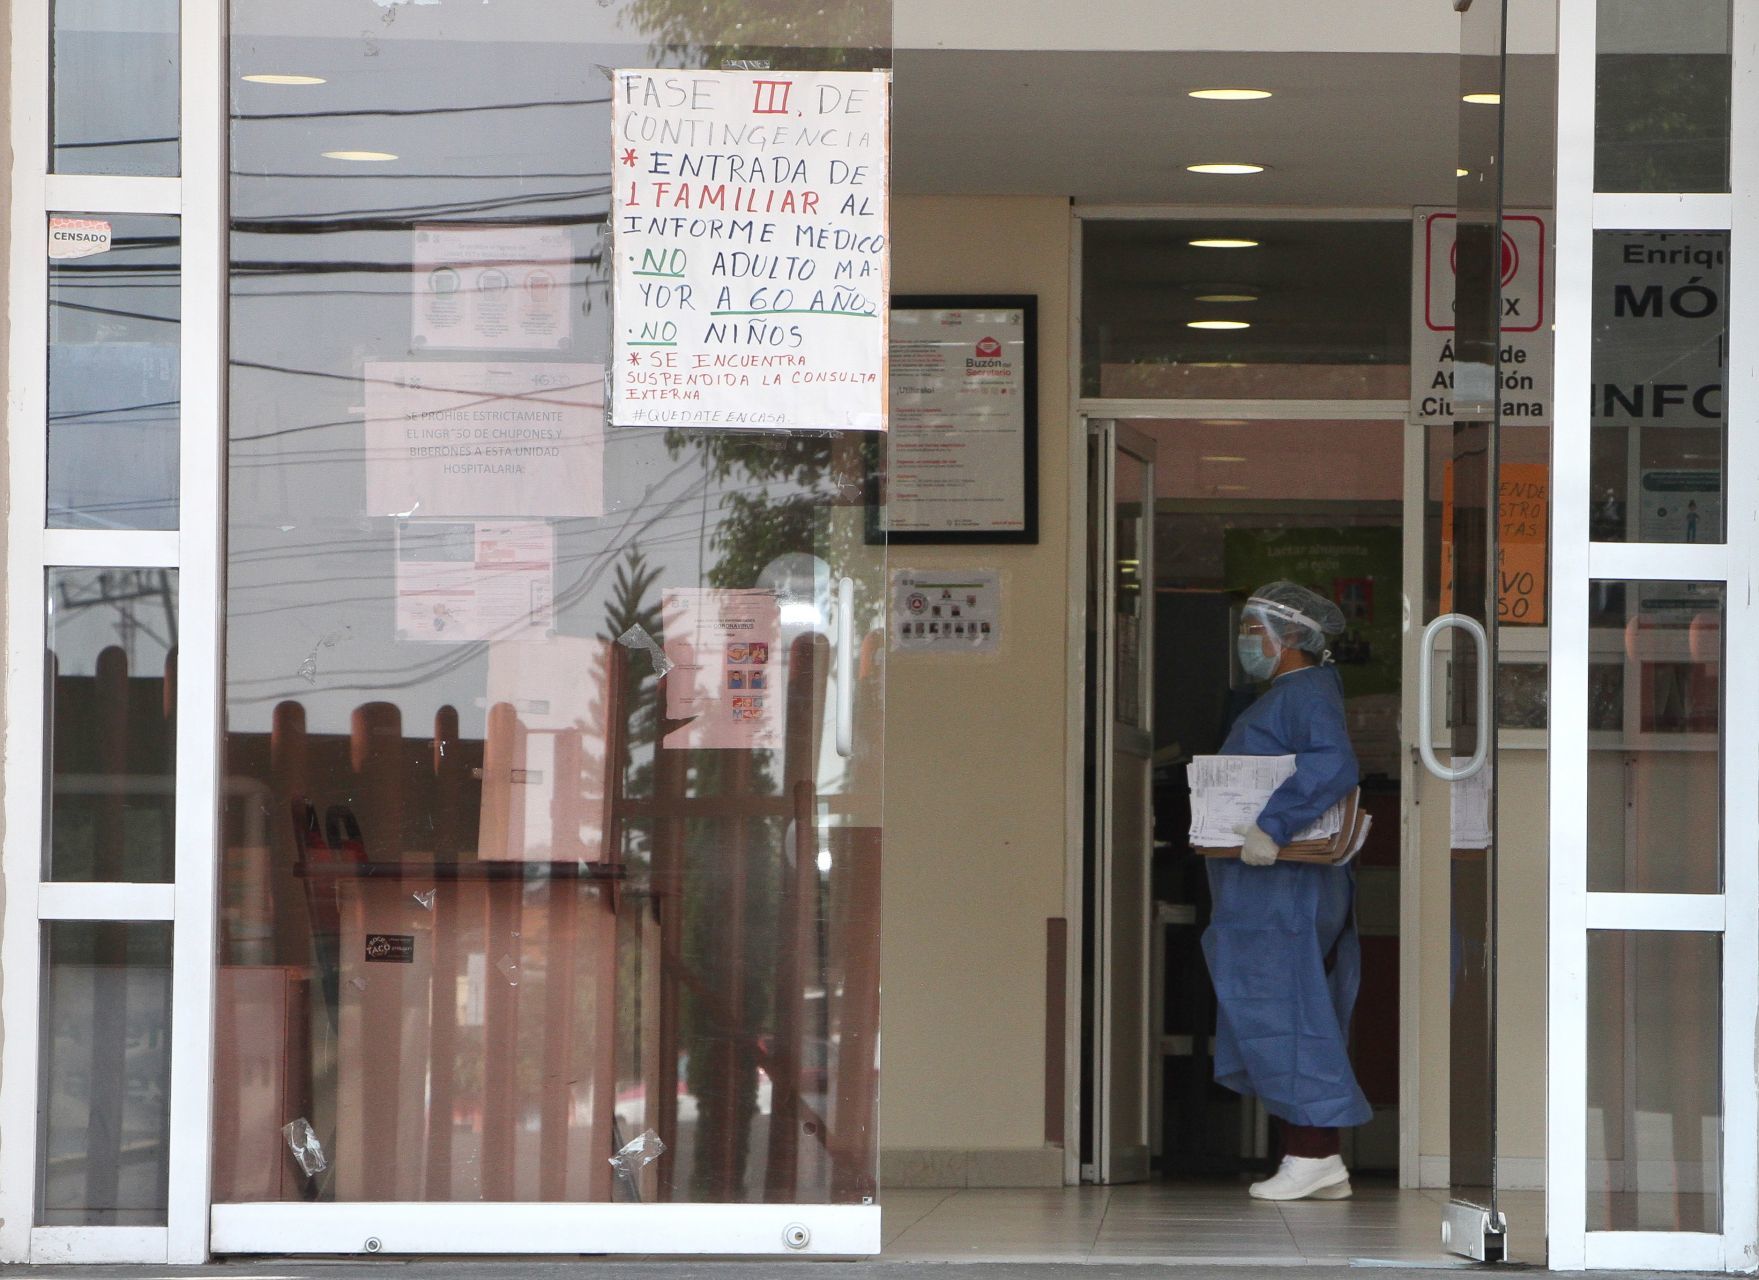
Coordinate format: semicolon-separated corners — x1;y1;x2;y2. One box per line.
1202;580;1371;1201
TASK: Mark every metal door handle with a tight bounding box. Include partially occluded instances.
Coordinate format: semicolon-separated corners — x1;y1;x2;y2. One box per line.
1418;612;1491;782
835;576;855;758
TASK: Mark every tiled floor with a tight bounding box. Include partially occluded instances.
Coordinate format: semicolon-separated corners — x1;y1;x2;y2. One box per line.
879;1181;1547;1266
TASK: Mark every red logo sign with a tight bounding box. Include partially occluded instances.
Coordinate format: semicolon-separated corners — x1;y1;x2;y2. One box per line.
975;336;1002;359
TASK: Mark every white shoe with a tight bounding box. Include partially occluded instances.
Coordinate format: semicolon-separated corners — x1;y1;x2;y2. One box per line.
1248;1154;1352;1201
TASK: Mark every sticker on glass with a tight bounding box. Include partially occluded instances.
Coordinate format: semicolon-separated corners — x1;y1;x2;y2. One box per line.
48;217;111;260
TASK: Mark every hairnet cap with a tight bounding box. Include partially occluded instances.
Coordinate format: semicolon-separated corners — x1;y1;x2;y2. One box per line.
1247;580;1346;654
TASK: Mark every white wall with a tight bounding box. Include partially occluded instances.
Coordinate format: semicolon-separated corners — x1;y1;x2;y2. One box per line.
879;195;1074;1187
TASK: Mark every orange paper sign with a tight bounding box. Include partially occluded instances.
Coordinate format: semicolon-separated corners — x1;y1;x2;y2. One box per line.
1440;461;1548;624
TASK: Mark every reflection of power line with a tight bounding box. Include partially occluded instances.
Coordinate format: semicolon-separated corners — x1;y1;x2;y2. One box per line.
60;93;617;153
234;170;610;181
232;188;607;233
56;136;175;150
234;94;611;122
219;476;798;568
228;452;710;698
51;300;179;325
49;405;179;424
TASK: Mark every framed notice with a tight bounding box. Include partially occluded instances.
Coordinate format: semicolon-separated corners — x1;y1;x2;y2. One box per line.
869;295;1038;544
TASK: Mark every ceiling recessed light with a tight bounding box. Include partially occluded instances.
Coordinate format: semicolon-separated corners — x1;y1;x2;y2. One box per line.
1201;455;1248;462
1456;167;1471;177
1463;92;1502;105
322;150;398;162
1188;319;1252;330
1189;238;1259;249
1194;292;1258;303
1188;88;1273;101
1186;163;1266;175
244;73;327;85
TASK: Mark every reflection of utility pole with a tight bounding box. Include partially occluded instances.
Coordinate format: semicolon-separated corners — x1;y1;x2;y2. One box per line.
55;568;179;667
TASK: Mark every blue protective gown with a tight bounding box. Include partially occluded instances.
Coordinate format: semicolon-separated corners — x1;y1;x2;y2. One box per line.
1201;664;1373;1129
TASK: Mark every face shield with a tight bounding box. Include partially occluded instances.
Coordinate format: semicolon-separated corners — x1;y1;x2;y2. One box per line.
1236;581;1347;679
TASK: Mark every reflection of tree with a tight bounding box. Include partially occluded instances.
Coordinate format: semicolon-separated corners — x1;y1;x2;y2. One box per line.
659;429;849;1199
669;431;847;587
601;547;665;820
609;0;885;1181
1594;55;1732;192
621;0;888;69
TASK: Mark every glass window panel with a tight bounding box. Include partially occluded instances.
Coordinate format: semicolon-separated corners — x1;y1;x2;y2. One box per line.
1586;930;1721;1232
1080;220;1412;399
1594;0;1731;193
1589;230;1727;543
48;212;181;529
1586;580;1721;894
51;0;180;176
45;568;179;882
37;921;174;1225
218;0;889;1207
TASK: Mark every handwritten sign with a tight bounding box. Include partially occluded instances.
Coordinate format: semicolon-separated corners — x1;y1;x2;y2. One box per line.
1441;461;1548;624
610;69;889;431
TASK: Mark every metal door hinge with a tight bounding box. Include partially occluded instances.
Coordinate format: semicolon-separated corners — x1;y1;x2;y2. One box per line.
1441;1201;1507;1262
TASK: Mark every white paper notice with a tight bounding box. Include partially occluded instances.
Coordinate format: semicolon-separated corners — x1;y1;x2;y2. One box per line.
48;216;111;260
891;569;1000;654
610;69;889;431
1449;759;1493;851
661;587;784;750
413;224;572;350
395;520;554;644
478;636;613;862
885;307;1032;536
364;361;605;519
1186;754;1349;847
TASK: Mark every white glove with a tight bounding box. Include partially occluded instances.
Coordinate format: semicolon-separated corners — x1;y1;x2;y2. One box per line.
1236;823;1280;867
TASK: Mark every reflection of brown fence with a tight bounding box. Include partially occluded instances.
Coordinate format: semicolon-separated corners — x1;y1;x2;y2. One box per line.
216;630;879;1205
40;646;177;1224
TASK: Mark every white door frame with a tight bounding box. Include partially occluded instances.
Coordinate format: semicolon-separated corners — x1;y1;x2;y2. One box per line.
1;0;226;1263
1081;417;1158;1184
1547;0;1759;1270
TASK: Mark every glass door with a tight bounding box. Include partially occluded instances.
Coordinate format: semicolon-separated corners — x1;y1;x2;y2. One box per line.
1431;0;1512;1260
210;0;890;1255
1085;420;1155;1183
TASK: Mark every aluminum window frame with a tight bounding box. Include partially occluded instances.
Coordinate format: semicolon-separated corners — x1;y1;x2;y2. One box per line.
0;0;225;1263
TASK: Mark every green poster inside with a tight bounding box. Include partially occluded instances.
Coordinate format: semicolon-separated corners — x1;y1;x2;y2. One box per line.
1222;526;1402;701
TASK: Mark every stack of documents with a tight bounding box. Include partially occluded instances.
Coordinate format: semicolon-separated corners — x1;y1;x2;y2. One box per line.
1186;754;1372;866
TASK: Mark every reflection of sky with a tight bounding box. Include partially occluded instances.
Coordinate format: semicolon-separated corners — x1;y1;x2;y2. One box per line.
225;21;886;743
48;217;182;528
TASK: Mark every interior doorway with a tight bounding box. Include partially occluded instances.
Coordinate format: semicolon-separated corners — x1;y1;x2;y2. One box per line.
1076;215;1419;1196
1081;407;1409;1184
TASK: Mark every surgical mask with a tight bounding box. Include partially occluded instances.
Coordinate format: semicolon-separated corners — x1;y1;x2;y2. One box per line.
1236;634;1278;681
